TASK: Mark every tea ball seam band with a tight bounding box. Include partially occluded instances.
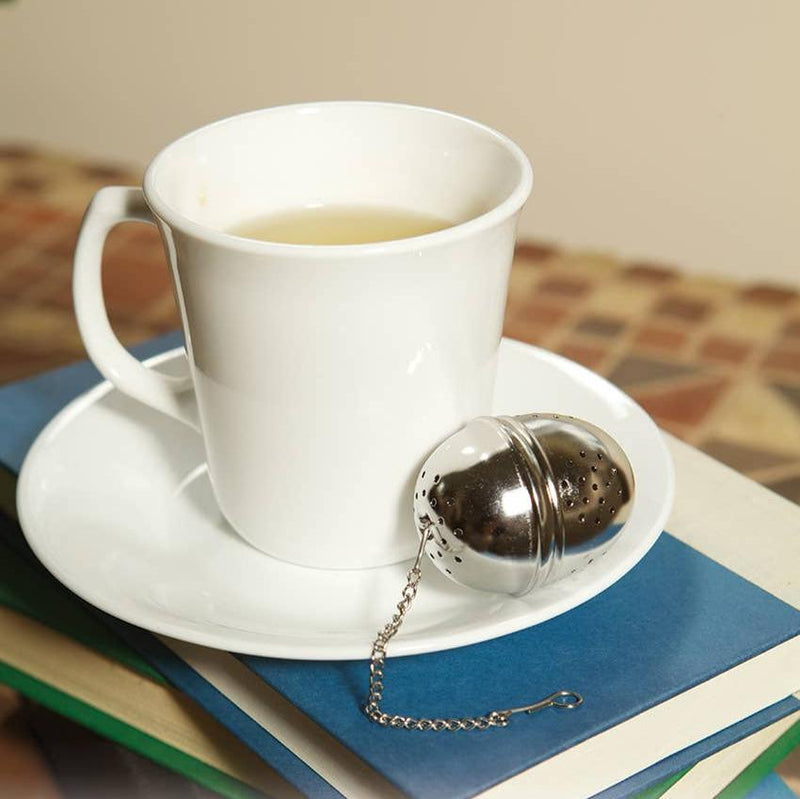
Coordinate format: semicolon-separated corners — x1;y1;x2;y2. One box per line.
364;531;583;731
413;413;635;596
496;415;563;592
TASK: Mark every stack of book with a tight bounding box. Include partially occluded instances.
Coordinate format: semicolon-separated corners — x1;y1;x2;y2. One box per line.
1;335;799;799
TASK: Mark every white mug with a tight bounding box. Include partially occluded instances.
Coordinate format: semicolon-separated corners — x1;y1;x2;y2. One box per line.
73;102;532;569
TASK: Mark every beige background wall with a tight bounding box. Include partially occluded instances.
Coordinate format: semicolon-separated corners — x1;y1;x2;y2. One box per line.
1;0;797;284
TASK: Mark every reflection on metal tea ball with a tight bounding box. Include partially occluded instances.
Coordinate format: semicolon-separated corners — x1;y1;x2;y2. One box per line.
413;414;635;595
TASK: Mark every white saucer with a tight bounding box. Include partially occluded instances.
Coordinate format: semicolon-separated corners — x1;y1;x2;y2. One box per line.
18;340;673;660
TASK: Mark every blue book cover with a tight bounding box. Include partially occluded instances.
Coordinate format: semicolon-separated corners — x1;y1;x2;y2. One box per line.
236;533;800;798
1;342;799;799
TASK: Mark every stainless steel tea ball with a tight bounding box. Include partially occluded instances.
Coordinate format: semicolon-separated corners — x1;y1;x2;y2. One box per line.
413;413;635;595
365;413;611;730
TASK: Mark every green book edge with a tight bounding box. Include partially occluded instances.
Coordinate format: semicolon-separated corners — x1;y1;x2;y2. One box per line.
0;522;165;684
0;525;274;798
630;768;690;799
717;717;800;799
0;659;265;799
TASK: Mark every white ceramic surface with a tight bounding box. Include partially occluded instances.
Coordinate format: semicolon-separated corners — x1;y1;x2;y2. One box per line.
72;103;532;569
18;341;674;660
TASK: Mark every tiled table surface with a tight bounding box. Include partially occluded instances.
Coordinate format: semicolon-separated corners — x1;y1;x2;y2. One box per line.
2;145;799;503
0;144;798;796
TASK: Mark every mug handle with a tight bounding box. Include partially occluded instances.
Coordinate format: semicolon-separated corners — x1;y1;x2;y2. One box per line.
73;186;200;431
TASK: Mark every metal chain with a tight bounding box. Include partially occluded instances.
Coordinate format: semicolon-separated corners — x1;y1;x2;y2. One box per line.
364;531;583;731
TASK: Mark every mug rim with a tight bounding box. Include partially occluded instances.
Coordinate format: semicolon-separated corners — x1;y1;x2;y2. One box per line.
142;101;533;257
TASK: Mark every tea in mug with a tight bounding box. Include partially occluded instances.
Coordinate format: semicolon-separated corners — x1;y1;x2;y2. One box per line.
228;205;453;245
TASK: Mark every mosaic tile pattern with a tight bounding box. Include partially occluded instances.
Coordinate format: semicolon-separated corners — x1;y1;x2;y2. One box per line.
504;250;800;505
0;145;799;795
